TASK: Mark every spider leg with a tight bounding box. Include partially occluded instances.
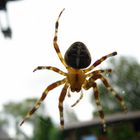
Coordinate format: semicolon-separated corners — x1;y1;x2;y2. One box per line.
53;9;68;68
86;69;112;78
84;81;106;132
84;52;117;73
71;90;83;107
67;87;71;97
20;78;66;126
58;83;69;128
100;74;127;112
91;74;127;112
92;82;106;132
33;66;67;76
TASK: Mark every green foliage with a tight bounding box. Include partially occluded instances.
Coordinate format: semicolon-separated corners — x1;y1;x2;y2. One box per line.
0;98;63;140
107;123;139;140
109;56;140;111
33;116;62;140
0;117;8;126
3;98;41;118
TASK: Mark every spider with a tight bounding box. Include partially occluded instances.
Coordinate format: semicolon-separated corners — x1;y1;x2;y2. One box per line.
20;9;127;131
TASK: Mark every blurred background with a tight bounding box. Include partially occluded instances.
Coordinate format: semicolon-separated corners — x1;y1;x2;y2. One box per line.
0;0;140;140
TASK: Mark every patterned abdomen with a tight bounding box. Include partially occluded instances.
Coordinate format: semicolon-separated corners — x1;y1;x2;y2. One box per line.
64;42;91;69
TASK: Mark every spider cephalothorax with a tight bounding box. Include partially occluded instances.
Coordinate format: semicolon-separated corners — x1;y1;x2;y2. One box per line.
20;9;127;131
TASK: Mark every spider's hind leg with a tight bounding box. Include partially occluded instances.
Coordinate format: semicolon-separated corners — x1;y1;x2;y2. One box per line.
84;81;106;132
98;74;127;112
92;82;107;132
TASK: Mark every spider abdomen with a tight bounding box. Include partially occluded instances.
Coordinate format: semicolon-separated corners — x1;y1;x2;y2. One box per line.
64;42;91;69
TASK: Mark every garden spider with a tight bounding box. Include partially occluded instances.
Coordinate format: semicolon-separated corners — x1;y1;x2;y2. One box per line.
20;9;127;131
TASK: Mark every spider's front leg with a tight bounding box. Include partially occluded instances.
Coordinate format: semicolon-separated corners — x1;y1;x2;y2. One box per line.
84;52;117;73
58;82;69;128
33;66;67;76
20;78;66;126
53;9;68;69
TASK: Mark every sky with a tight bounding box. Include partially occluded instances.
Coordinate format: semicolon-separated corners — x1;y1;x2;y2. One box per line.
0;0;140;130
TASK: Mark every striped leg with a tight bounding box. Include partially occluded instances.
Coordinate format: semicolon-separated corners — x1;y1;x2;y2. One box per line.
92;82;106;132
58;83;69;128
53;9;68;68
84;52;117;73
71;90;83;107
86;69;112;78
67;87;71;97
97;74;127;112
33;66;67;76
20;78;66;126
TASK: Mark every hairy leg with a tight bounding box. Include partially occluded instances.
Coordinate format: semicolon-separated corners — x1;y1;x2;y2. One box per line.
86;69;112;77
98;74;127;112
84;52;117;73
84;80;106;131
53;9;68;68
93;82;106;131
89;74;127;112
33;66;67;76
58;83;69;128
20;78;66;126
67;87;71;97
